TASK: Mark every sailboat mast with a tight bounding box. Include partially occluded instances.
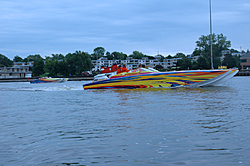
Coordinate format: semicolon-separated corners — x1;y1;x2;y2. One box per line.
209;0;214;69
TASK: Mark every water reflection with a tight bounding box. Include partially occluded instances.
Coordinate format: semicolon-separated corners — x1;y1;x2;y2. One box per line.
94;86;240;158
95;86;241;158
100;86;234;96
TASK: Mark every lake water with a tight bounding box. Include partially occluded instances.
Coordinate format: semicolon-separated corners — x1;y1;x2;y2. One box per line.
0;77;250;166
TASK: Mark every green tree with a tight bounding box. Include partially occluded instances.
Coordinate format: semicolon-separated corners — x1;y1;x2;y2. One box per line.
191;61;198;70
230;48;239;53
174;53;185;58
58;60;69;76
222;54;236;68
192;48;202;56
146;55;157;59
44;57;67;77
233;55;241;69
50;54;64;60
44;54;68;76
166;55;173;59
92;47;105;60
112;51;127;60
13;55;23;62
129;51;145;59
197;56;209;69
0;54;13;67
213;56;221;69
66;50;93;75
177;56;192;70
32;58;44;76
23;54;43;62
194;33;231;69
106;51;113;60
44;57;55;76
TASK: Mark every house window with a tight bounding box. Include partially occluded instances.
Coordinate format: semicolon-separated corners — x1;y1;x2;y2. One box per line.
240;59;247;63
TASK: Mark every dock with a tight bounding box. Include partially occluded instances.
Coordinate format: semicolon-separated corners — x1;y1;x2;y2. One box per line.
236;70;250;76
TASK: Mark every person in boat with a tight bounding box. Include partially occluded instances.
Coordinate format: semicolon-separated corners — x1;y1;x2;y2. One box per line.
117;64;129;74
138;64;145;68
116;65;121;74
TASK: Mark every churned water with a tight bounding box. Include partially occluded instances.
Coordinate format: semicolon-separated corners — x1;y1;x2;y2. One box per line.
0;77;250;166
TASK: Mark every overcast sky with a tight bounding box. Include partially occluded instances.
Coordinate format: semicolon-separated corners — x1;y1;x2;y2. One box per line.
1;0;250;59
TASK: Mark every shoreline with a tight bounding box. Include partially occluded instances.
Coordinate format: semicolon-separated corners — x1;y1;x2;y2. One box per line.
0;76;94;82
0;71;249;83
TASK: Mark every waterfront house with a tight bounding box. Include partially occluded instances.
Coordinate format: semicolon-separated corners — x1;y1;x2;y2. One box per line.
0;66;32;78
240;52;250;70
0;61;33;78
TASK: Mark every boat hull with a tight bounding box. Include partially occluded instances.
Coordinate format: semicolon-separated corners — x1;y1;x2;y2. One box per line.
83;69;238;89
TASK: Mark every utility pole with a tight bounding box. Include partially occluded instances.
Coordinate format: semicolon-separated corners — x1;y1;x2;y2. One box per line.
209;0;214;69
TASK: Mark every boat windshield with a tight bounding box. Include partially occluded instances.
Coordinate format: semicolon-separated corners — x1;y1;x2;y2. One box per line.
146;67;159;72
132;67;159;73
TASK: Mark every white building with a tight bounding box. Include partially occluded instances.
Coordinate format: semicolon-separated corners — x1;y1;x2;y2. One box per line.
91;57;182;71
0;66;32;78
0;61;34;78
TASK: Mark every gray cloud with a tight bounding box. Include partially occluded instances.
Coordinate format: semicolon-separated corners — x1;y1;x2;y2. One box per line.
1;0;250;59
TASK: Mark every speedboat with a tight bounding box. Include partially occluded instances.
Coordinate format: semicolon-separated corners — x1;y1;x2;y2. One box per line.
83;68;238;89
30;77;69;84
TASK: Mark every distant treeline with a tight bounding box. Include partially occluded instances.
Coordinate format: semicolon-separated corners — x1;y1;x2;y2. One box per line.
0;33;247;77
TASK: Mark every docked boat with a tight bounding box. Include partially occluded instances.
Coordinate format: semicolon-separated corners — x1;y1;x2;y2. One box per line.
83;67;238;89
30;77;69;84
